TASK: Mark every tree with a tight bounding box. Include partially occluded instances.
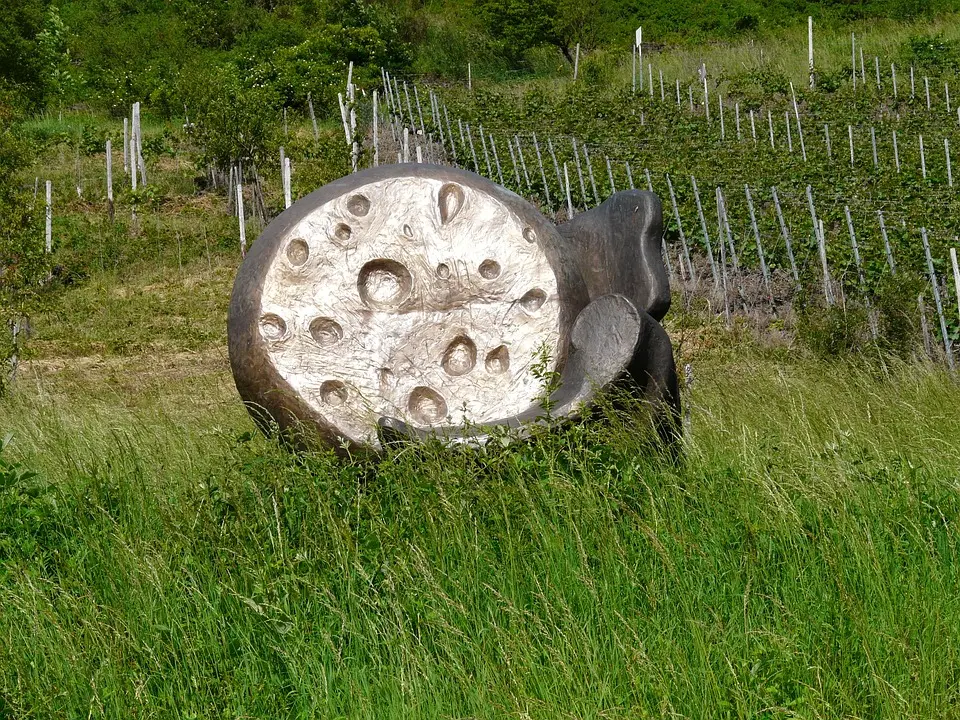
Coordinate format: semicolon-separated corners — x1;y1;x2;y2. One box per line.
176;63;280;171
37;6;80;108
473;0;620;64
0;0;49;107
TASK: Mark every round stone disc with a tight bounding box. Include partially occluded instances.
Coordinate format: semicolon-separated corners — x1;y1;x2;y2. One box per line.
229;165;581;451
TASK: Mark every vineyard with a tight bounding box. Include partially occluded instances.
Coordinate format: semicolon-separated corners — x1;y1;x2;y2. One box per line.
22;22;960;372
3;10;960;718
369;39;960;366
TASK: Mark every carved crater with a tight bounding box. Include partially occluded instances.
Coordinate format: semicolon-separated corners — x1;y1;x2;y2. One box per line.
519;288;547;313
438;183;465;225
485;345;510;374
260;313;287;340
309;317;343;347
357;259;413;308
286;238;309;266
441;335;477;376
479;259;501;280
320;380;348;406
333;223;352;244
408;386;448;425
347;194;370;216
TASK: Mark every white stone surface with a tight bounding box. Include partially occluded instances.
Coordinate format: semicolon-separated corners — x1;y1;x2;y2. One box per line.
259;175;561;445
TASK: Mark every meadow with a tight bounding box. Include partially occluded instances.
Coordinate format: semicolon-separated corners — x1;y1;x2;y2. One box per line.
3;7;960;718
4;321;960;716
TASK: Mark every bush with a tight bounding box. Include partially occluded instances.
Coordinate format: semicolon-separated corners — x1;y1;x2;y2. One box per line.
0;0;49;109
412;14;512;79
900;33;960;73
816;67;851;93
872;272;925;356
0;434;60;562
285;130;352;199
0;94;48;393
725;67;790;108
176;62;281;171
795;303;867;358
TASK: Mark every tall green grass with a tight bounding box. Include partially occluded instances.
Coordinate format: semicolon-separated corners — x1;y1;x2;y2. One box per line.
2;351;958;717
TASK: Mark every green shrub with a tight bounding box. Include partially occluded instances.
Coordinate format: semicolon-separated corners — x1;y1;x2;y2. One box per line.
872;272;926;355
0;94;48;394
900;33;960;73
0;434;60;562
0;0;48;109
413;15;513;79
795;302;867;358
37;6;81;108
286;130;352;199
725;67;790;108
177;63;281;171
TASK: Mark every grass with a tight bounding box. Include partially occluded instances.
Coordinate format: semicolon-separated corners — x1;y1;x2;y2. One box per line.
5;24;960;715
2;343;960;717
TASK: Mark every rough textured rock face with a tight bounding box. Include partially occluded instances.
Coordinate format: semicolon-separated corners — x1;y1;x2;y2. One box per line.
228;164;679;454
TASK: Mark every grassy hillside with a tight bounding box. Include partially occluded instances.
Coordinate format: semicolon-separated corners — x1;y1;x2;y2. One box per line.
3;4;960;716
2;101;960;716
3;325;960;716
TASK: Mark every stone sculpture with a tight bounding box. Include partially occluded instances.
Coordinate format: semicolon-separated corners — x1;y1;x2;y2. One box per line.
228;164;680;454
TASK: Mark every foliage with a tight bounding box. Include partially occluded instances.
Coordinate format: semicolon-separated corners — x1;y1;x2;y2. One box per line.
36;6;80;107
171;0;262;50
285;129;353;193
724;67;791;108
795;303;866;358
236;25;392;113
900;32;960;72
176;63;281;171
0;95;47;395
472;0;622;64
411;12;513;79
57;0;408;120
0;0;49;109
871;271;926;354
0;434;59;563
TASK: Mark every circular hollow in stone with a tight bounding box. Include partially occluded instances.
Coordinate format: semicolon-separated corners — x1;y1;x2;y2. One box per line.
320;380;348;406
436;263;451;279
438;183;465;224
309;317;343;347
402;224;414;238
357;259;413;308
334;223;352;243
347;194;370;216
485;345;510;374
407;386;448;425
523;227;536;243
260;313;287;340
441;335;477;376
286;238;309;266
479;259;501;280
519;288;547;313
